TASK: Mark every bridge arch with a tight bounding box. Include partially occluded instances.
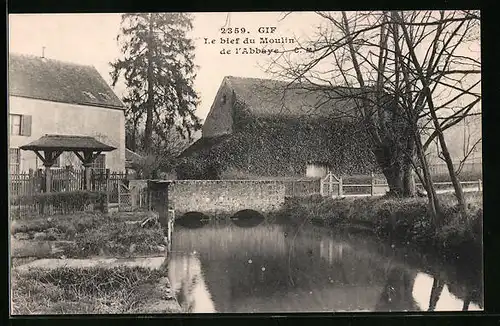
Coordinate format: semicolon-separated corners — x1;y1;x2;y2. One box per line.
175;211;209;229
230;209;265;228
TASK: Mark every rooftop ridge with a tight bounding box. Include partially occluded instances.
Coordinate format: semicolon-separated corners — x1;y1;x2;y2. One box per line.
9;52;95;69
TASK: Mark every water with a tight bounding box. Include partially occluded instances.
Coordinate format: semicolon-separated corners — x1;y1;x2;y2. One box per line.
166;217;483;313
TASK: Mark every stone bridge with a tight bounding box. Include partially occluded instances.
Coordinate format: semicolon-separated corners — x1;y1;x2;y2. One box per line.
129;179;286;218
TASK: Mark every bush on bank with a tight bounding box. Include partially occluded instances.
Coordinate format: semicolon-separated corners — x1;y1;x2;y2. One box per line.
10;211;165;258
275;192;483;261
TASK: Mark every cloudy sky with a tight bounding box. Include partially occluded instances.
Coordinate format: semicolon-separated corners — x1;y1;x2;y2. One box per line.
8;12;323;121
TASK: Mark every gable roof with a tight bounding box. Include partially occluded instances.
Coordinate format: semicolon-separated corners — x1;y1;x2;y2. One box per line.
222;76;371;120
9;53;124;110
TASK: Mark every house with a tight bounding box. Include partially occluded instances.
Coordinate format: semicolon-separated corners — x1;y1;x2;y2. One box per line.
177;76;378;180
8;53;126;174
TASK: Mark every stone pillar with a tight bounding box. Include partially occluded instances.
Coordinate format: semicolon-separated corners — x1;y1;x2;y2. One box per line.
148;180;173;252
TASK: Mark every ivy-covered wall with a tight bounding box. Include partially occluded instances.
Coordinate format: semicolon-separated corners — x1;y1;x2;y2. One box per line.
177;115;378;180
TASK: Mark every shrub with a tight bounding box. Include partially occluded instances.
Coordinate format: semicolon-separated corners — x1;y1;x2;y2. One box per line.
10;212;113;239
74;221;165;257
10;191;107;218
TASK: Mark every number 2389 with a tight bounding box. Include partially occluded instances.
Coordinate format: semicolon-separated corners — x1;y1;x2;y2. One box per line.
220;27;247;34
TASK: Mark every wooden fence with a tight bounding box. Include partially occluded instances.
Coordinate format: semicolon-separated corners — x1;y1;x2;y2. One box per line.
428;162;482;176
283;179;322;197
9;169;129;196
9;169;132;216
319;172;483;198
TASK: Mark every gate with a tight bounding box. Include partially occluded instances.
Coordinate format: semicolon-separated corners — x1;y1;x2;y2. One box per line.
320;172;343;197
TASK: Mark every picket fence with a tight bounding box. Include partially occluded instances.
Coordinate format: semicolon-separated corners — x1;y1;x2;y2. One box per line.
9;168;131;206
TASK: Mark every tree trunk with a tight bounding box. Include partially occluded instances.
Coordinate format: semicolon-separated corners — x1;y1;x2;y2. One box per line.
402;165;416;197
401;130;417;197
373;143;417;198
414;129;442;226
144;14;155;154
428;277;444;311
393;10;467;220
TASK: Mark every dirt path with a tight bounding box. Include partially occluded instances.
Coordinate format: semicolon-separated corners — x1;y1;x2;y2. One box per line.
14;256;169;273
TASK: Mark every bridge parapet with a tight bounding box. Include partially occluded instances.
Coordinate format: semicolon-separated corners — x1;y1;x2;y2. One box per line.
129;179;286;216
169;180;286;216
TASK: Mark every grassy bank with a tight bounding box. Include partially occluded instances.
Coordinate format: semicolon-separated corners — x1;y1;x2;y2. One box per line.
10;211;166;258
275;192;483;266
11;266;181;314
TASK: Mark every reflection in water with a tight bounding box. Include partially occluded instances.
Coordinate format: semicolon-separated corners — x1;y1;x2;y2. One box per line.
230;210;265;228
168;253;215;313
175;212;209;229
166;220;483;313
412;273;482;311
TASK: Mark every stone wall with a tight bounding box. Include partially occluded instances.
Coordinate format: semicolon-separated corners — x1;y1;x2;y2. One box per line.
129;179;286;216
169;180;286;215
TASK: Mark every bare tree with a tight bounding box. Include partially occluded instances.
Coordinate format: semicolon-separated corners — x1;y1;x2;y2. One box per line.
266;10;480;223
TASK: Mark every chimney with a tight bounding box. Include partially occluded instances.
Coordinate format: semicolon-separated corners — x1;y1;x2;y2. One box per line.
41;46;46;59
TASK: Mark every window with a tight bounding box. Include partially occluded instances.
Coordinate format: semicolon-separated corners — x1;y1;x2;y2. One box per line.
98;92;110;100
91;154;106;171
9;148;20;174
82;91;97;100
10;114;21;135
9;114;32;136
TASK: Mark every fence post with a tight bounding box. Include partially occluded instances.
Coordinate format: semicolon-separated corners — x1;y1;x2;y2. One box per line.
106;169;110;192
64;166;70;191
148;188;152;211
28;169;33;196
117;181;121;210
329;172;333;196
320;177;324;196
106;179;110;209
371;172;375;196
338;177;343;197
478;179;482;192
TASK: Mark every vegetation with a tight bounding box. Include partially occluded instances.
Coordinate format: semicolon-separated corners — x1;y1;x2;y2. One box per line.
269;11;481;228
11;266;181;314
110;13;201;156
10;191;107;219
10;211;165;258
275;192;482;264
177;119;377;179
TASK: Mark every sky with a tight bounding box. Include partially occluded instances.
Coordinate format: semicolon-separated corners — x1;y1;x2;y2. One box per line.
8;12;481;163
8;12;323;121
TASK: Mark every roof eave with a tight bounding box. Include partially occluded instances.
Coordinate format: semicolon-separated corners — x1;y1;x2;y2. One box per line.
9;94;125;111
19;145;116;152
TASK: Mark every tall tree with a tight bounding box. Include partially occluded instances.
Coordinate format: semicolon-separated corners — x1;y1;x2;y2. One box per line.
111;13;202;154
267;10;480;214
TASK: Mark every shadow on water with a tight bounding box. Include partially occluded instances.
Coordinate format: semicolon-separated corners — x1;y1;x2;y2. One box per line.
175;212;210;229
167;219;483;313
230;209;265;228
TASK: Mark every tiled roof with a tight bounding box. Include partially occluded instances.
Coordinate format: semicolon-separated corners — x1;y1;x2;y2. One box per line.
223;76;370;119
9;53;124;109
20;134;116;151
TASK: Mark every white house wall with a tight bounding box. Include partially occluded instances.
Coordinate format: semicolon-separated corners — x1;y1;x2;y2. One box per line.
9;96;126;172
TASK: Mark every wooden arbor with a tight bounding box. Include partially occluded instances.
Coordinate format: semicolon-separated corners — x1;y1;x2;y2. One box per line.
20;134;116;192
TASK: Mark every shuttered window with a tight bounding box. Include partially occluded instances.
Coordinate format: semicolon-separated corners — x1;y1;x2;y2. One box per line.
9;114;32;136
